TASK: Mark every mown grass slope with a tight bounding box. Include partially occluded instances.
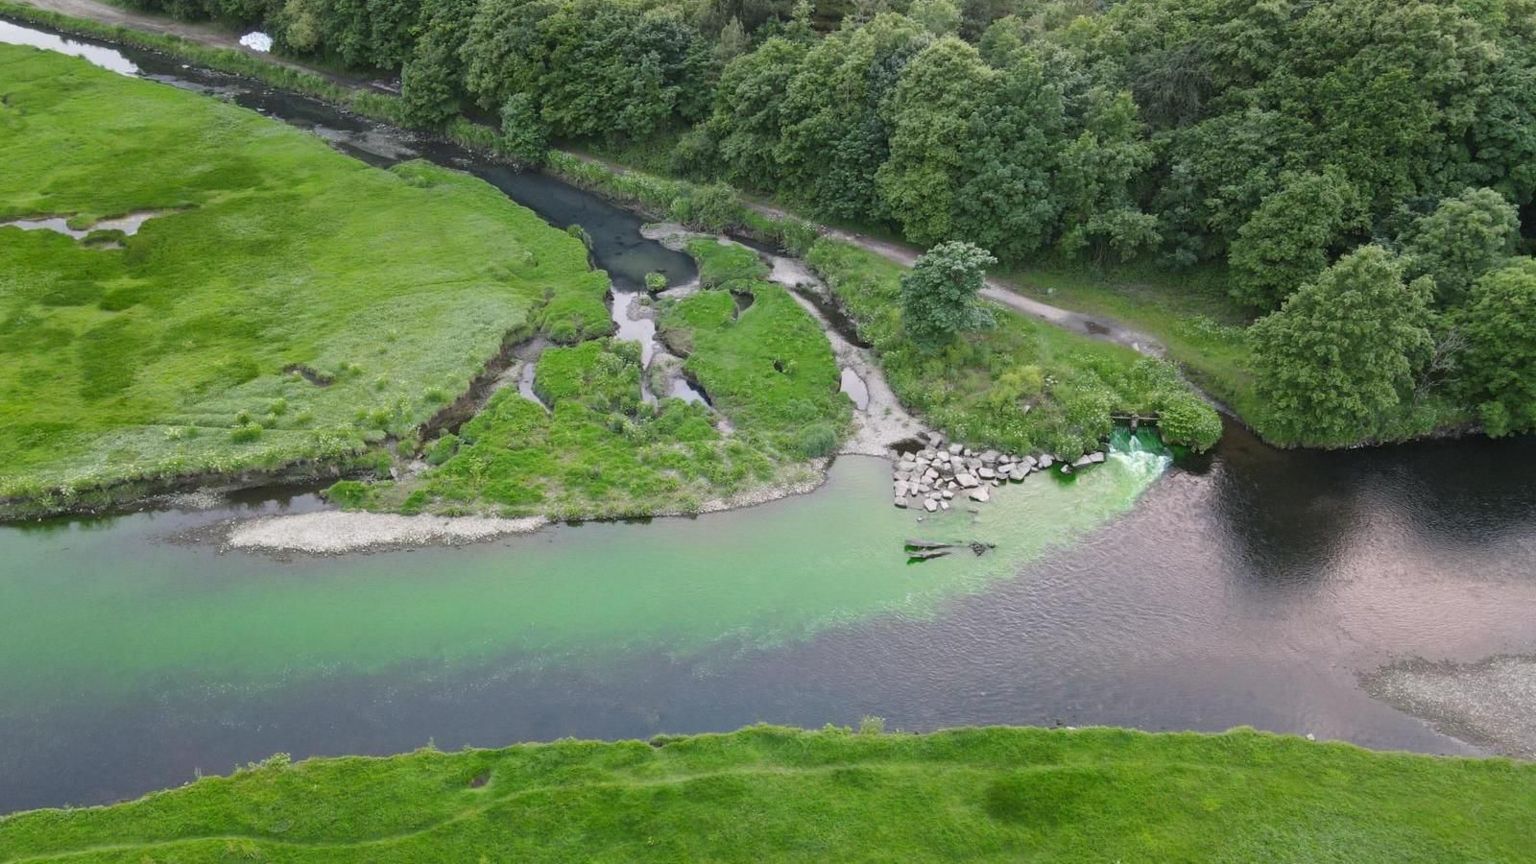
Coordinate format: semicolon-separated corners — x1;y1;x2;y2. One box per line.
0;725;1531;862
0;44;607;515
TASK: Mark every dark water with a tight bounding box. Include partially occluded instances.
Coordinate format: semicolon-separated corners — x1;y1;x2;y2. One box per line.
3;22;1536;814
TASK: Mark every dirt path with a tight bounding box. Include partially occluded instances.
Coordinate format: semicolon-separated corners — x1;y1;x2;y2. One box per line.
748;203;1167;358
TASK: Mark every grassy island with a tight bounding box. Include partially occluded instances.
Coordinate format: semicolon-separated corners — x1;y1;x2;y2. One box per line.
1;724;1531;862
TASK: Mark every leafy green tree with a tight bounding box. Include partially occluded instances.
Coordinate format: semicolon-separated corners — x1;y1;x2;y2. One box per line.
1055;88;1158;263
775;14;931;220
707;37;807;189
876;37;994;246
953;49;1068;261
900;241;997;351
714;16;750;63
398;0;475;127
1249;246;1434;445
1227;168;1361;311
462;0;555;111
499;93;548;163
909;0;961;35
1402;187;1520;305
1456;259;1536;436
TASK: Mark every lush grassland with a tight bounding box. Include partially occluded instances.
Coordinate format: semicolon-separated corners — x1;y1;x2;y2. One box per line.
661;238;850;457
342;237;848;517
0;44;607;515
1;725;1530;862
806;239;1221;458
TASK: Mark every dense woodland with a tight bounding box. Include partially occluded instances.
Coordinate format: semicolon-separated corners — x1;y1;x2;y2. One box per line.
126;0;1536;446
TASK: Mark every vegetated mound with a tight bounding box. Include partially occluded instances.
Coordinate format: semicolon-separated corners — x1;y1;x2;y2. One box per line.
348;237;850;519
0;45;606;517
806;239;1220;459
0;724;1530;862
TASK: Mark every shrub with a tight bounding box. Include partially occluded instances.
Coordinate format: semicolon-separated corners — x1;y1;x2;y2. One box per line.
794;422;840;458
229;423;263;443
644;271;668;292
1157;394;1223;451
324;480;376;509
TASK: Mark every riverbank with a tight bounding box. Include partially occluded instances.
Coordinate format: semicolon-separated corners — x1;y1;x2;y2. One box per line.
1;724;1530;861
0;30;858;526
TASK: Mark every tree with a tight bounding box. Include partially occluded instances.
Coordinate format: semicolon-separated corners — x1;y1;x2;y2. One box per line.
909;0;961;35
398;0;476;127
1402;187;1520;305
876;37;995;246
775;14;931;221
1249;246;1434;445
1227;168;1360;311
1456;259;1536;436
499;93;548;163
707;37;807;190
900;241;997;351
1055;88;1159;263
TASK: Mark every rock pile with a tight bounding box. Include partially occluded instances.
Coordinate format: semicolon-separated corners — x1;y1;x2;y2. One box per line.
890;432;1106;513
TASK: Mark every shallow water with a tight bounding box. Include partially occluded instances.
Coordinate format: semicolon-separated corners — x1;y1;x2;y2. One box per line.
840;367;870;410
3;21;1536;815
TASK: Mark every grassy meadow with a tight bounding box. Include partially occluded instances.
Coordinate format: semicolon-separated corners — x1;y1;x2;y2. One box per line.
0;724;1531;862
0;44;607;515
338;238;849;518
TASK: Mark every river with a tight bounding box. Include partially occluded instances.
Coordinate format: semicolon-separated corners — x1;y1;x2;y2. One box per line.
2;19;1535;814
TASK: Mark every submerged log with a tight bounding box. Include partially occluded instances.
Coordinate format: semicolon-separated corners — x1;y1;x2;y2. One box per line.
906;549;953;562
905;539;959;550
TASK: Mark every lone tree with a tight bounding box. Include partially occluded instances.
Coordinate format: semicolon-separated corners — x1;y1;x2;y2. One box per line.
1249;245;1434;445
901;241;997;351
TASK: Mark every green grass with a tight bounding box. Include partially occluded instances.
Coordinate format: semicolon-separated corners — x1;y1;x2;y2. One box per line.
998;262;1262;418
350;238;850;518
687;236;770;287
0;44;608;516
806;239;1219;457
0;724;1530;862
662;240;851;457
361;339;784;519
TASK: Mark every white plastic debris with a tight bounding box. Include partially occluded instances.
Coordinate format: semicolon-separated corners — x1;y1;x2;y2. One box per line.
239;31;273;53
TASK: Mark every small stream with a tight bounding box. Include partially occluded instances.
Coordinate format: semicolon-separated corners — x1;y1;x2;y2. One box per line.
2;20;1536;815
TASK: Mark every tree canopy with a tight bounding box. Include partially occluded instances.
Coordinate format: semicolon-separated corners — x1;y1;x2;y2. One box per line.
900;241;997;351
1249;247;1434;446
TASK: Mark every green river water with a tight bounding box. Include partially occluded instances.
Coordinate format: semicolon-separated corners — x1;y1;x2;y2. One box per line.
0;438;1168;708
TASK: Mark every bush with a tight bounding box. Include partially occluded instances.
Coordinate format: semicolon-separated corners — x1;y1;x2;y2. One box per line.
644;271;668;292
1157;394;1222;451
671;182;746;232
324;480;377;509
794;422;840;458
229;422;263;443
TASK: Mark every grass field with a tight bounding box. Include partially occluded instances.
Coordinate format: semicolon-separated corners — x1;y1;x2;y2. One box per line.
0;43;607;516
334;237;848;518
806;239;1222;457
0;724;1530;862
